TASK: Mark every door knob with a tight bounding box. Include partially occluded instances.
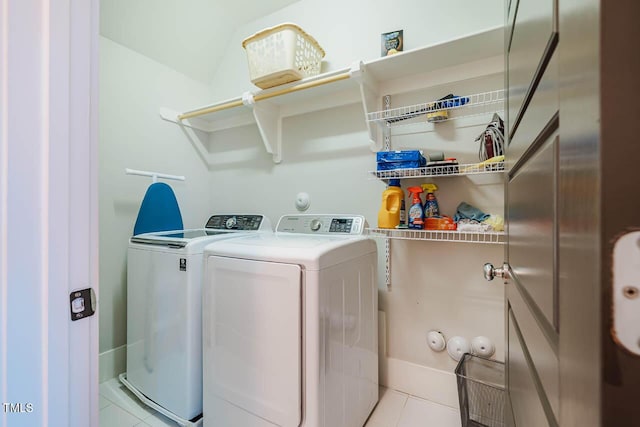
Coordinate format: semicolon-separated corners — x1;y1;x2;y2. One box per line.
483;263;508;281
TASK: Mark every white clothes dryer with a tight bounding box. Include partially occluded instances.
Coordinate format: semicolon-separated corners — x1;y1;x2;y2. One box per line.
124;214;272;424
202;214;378;427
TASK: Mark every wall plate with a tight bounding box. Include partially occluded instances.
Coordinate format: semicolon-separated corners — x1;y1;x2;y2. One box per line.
612;231;640;356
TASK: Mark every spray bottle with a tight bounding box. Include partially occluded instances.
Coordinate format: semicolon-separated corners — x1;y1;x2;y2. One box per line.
407;186;424;229
421;183;440;218
377;179;404;229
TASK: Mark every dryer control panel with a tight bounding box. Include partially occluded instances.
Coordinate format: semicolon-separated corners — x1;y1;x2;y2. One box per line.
276;215;366;235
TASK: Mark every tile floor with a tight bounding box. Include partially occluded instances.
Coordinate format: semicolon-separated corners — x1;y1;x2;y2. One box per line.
99;377;461;427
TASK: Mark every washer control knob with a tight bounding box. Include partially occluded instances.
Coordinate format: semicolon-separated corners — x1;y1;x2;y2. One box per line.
310;219;322;231
225;216;237;229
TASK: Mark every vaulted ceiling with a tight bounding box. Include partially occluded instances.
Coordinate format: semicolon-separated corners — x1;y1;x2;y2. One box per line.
100;0;300;83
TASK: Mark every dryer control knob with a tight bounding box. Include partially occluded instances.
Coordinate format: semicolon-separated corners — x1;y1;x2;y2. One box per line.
310;219;322;231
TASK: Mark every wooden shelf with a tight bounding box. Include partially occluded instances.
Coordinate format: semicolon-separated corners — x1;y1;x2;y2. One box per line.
160;26;504;164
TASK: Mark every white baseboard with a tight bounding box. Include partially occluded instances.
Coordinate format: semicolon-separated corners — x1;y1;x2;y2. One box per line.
99;344;126;383
378;310;459;409
380;356;460;409
101;313;459;408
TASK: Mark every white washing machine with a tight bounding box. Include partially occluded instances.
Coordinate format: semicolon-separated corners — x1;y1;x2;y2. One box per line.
124;214;272;424
202;214;378;427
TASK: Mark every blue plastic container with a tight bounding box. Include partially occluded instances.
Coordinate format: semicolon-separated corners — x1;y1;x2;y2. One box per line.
376;150;426;171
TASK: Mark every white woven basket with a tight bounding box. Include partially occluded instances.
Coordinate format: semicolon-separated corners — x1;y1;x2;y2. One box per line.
242;23;325;89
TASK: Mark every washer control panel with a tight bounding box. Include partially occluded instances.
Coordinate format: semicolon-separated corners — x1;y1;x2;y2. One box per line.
276;215;366;235
205;215;266;231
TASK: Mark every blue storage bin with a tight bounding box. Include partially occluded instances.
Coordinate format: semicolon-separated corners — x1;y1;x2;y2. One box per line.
376;150;426;170
376;150;425;162
377;161;424;171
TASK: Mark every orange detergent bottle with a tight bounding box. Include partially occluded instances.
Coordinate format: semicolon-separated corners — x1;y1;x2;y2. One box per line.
377;179;405;228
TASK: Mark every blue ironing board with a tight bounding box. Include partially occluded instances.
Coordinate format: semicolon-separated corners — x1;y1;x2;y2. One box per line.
133;182;183;235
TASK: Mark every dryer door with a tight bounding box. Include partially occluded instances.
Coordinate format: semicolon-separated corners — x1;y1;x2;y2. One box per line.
204;256;302;427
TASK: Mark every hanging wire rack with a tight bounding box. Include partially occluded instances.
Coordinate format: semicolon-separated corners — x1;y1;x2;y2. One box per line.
368;228;506;244
371;161;505;180
367;89;505;127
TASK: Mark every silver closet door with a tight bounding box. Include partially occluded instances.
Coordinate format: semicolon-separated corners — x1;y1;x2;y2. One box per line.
505;0;559;425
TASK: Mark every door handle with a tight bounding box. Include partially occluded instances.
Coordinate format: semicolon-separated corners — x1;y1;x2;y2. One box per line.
483;263;509;281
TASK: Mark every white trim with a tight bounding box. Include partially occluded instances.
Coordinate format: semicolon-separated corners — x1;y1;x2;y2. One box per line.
47;0;72;423
378;310;459;409
0;1;99;425
3;1;50;425
40;0;51;421
380;357;460;410
89;0;100;423
99;345;126;384
0;0;8;422
119;374;203;427
65;0;100;425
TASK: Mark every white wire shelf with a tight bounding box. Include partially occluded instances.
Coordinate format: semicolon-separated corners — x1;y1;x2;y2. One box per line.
367;89;505;127
371;161;505;180
368;228;506;244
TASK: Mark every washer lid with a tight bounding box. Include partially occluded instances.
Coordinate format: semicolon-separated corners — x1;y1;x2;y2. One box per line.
130;229;236;248
130;214;273;249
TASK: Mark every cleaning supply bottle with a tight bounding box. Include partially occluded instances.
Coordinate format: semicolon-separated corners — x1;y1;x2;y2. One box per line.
407;186;424;229
399;192;407;228
421;183;440;218
377;179;404;229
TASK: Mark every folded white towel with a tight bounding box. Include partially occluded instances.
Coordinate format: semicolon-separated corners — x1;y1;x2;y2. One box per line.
457;219;492;232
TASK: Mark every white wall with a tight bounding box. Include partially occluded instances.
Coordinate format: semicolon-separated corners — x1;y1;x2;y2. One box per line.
210;0;504;98
3;0;100;424
98;0;506;407
99;0;299;83
98;37;213;358
204;0;505;406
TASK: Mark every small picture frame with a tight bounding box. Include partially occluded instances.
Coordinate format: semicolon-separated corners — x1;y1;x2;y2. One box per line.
381;30;403;57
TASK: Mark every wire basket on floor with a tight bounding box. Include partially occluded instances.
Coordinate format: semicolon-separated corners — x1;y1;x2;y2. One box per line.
455;353;505;427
